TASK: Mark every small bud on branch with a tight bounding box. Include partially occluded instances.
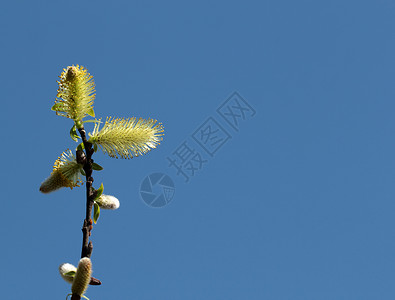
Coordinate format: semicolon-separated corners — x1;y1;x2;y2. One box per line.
96;194;120;210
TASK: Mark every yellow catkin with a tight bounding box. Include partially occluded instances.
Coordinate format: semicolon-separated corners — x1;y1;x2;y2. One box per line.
89;117;164;159
39;150;82;193
39;170;69;193
53;65;95;121
71;257;92;296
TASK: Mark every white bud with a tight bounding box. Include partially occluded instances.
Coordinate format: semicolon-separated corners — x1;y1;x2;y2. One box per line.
96;194;120;210
59;263;77;284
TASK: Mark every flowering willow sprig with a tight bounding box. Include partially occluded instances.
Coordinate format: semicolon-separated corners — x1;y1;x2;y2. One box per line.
51;65;95;126
39;149;83;193
88;117;164;159
41;64;165;297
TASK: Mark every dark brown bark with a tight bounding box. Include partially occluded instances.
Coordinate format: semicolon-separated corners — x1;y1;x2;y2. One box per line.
77;126;95;259
70;126;99;300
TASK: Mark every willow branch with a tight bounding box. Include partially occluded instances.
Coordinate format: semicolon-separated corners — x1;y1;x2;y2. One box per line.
70;126;95;300
77;126;95;259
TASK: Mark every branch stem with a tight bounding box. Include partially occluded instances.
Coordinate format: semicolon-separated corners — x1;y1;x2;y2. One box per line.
77;126;95;259
71;126;95;300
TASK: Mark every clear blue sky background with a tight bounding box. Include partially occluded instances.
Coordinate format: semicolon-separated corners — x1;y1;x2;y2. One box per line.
1;1;394;299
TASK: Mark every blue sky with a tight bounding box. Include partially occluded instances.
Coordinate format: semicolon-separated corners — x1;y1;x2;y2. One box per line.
1;0;394;299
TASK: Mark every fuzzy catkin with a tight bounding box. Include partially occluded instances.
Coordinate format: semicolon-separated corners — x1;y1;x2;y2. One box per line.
71;257;92;296
96;194;120;209
59;263;77;284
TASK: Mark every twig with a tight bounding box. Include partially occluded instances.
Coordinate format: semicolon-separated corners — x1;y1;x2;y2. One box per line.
77;126;95;258
71;126;95;300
